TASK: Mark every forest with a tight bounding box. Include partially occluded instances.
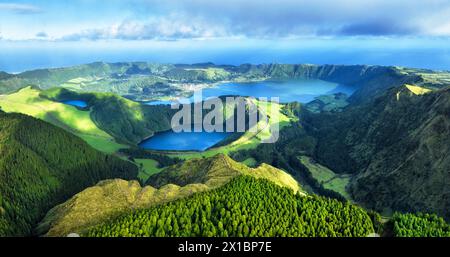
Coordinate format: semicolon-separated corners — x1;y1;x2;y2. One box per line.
0;111;137;236
87;176;374;237
393;212;450;237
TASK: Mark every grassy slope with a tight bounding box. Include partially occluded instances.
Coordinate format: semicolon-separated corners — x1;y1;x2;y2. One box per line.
405;84;432;95
39;154;301;236
242;157;257;167
0;87;125;153
135;159;163;181
299;156;351;200
41;87;175;145
147;154;302;193
37;179;209;236
305;93;349;113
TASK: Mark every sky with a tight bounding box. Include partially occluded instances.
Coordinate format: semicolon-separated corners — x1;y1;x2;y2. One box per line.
1;0;450;71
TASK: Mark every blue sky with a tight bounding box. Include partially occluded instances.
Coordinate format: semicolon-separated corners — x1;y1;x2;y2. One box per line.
1;0;450;71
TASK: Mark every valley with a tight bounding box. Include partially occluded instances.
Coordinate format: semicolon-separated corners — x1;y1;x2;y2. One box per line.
0;62;449;237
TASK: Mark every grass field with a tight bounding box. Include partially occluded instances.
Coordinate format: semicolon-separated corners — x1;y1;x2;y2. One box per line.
405;84;432;95
299;156;352;200
135;159;163;181
242;157;257;167
0;87;126;154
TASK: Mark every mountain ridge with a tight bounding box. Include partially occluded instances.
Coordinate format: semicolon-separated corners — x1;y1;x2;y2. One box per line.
302;85;450;218
2;62;448;104
38;154;301;236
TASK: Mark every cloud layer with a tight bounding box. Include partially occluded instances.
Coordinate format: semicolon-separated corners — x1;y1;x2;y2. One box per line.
61;15;230;41
2;0;450;41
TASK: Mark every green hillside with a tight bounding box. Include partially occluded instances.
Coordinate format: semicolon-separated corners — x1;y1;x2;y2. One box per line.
0;87;126;153
87;176;374;237
302;85;450;218
298;156;351;200
38;154;300;236
0;111;137;236
0;86;175;149
40;87;176;145
37;179;209;237
0;62;175;96
147;154;301;193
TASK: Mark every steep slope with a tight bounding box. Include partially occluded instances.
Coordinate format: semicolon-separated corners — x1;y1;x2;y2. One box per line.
38;154;300;236
349;86;450;217
0;71;13;80
0;111;137;236
37;179;208;237
303;85;450;218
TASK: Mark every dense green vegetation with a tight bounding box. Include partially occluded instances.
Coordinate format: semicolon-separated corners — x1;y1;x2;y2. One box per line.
87;176;374;237
39;154;299;236
0;111;137;236
393;212;450;237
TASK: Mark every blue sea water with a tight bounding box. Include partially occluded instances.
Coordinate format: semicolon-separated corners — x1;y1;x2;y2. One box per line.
1;38;450;72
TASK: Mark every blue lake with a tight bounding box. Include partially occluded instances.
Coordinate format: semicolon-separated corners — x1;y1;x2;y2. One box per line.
139;130;232;151
144;79;355;105
140;79;355;151
62;100;88;108
144;100;172;106
194;79;354;103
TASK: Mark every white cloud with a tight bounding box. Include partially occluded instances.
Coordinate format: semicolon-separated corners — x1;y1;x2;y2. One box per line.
35;32;48;38
60;14;231;41
0;3;42;14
